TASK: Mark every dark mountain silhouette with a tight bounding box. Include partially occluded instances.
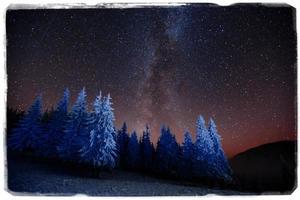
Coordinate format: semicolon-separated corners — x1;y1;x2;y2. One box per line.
230;140;297;193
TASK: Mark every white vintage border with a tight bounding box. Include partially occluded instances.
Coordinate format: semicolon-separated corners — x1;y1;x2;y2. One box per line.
0;0;299;199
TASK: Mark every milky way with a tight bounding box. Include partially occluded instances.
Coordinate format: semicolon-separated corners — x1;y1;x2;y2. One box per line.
7;5;296;157
135;8;188;134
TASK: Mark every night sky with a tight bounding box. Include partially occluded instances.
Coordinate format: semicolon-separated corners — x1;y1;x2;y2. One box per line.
6;4;296;157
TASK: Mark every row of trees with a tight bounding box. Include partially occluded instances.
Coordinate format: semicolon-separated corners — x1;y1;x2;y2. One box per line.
117;119;232;181
8;88;232;181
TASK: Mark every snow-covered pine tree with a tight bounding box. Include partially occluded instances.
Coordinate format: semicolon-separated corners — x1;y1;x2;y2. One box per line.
80;94;117;169
207;118;232;181
140;125;153;172
39;88;70;157
117;122;130;169
85;91;102;134
181;130;194;178
58;88;89;161
156;126;179;175
192;115;214;178
79;93;102;164
126;131;140;170
8;95;43;152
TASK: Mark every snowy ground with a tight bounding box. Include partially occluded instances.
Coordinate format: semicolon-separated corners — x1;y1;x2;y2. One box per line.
7;154;243;196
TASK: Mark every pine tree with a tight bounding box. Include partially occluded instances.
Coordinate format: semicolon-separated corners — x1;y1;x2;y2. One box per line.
80;94;117;169
41;108;55;123
193;115;213;178
58;88;89;161
8;95;43;152
181;131;194;178
79;93;102;165
207;118;232;181
7;107;24;136
117;122;130;169
156;126;179;175
126;131;140;170
140;125;153;172
40;88;70;157
86;91;102;134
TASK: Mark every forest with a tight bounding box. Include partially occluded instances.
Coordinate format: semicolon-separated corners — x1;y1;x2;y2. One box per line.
7;88;232;184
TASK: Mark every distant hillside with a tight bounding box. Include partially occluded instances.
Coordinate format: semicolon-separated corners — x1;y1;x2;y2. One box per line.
230;140;297;193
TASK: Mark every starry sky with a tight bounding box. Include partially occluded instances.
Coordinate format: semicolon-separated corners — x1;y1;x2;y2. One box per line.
6;4;296;157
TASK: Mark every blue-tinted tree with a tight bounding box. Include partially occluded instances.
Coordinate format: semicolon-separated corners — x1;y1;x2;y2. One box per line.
207;118;232;181
156;126;179;175
58;88;89;161
41;107;55;123
126;131;140;170
7;107;24;136
181;131;194;178
39;88;70;157
192;115;214;178
80;94;117;169
140;125;153;172
117;122;130;169
85;91;102;134
79;93;102;164
8;95;43;152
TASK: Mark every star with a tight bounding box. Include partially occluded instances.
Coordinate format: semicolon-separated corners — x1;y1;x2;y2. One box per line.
6;5;296;157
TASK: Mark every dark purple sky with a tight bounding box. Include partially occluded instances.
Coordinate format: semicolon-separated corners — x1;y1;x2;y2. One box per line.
7;5;296;157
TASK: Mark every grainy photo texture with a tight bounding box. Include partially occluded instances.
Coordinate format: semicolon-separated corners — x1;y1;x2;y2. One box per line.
6;4;297;195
